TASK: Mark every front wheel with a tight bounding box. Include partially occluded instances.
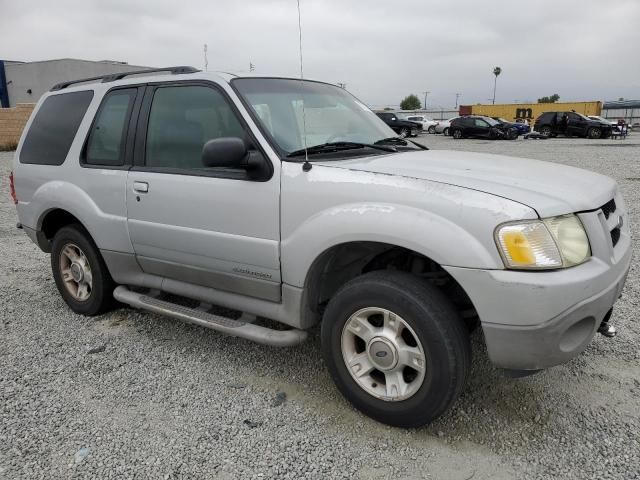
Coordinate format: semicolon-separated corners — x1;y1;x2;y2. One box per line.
51;224;116;316
539;125;552;137
399;127;409;138
443;127;450;136
427;126;436;134
587;127;602;139
321;271;470;427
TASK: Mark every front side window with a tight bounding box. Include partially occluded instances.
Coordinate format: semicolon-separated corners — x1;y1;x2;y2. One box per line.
233;78;398;155
474;118;489;128
145;85;246;170
85;88;136;166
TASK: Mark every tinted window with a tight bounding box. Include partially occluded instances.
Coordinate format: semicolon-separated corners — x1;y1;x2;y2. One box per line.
20;91;94;165
474;118;489;127
85;89;136;166
146;86;246;170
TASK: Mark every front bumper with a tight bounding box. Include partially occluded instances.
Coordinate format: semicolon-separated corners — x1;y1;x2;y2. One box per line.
445;197;632;370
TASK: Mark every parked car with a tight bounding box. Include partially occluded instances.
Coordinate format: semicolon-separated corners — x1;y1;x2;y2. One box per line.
12;67;631;428
450;116;518;140
434;117;458;135
491;117;531;135
400;115;439;133
534;111;613;138
589;116;631;133
375;112;422;137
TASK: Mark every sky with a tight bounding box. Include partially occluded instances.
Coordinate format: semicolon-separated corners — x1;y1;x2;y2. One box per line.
2;0;639;109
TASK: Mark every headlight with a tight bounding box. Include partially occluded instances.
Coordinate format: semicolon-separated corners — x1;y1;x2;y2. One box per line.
495;214;590;270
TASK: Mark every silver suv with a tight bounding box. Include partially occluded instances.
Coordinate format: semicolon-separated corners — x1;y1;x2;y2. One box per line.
11;67;632;427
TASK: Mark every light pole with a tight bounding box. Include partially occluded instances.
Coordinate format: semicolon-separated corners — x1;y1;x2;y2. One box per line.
455;93;461;109
492;66;502;104
422;90;430;110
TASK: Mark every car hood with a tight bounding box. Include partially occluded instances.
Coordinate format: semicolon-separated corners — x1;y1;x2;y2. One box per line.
315;150;616;217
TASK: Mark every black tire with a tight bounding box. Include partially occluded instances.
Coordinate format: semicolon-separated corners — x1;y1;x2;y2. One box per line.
587;127;602;139
427;126;436;134
51;224;116;316
539;125;552;137
321;271;470;428
399;127;409;138
452;129;463;139
443;127;450;136
507;129;518;140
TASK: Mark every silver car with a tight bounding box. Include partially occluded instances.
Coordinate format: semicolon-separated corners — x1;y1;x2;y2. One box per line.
11;67;631;427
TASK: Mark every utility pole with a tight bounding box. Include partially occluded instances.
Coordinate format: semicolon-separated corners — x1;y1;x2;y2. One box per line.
455;93;461;109
203;44;208;72
422;90;430;110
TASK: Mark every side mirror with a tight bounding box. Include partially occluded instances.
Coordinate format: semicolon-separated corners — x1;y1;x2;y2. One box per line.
202;137;249;168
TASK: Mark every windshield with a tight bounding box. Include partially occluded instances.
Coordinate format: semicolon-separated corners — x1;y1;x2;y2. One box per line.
232;78;399;156
483;117;501;126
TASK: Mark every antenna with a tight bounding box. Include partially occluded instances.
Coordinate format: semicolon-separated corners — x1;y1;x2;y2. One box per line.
203;44;208;72
296;0;309;168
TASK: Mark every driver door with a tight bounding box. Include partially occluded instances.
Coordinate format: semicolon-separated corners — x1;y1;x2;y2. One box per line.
126;83;281;301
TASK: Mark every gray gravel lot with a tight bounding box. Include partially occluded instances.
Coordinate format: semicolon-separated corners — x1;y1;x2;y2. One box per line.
1;135;639;479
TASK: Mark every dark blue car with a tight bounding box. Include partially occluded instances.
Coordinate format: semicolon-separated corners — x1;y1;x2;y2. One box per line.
492;117;531;135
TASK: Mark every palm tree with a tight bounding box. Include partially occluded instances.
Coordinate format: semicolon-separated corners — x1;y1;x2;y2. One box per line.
492;66;502;104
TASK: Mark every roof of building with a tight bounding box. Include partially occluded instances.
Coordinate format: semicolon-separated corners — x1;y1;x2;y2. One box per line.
603;100;640;109
1;58;150;69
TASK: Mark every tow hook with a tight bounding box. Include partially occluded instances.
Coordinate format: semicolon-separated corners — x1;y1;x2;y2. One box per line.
598;308;617;338
598;322;617;338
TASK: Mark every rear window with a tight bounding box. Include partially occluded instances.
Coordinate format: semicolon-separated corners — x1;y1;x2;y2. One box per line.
20;90;94;165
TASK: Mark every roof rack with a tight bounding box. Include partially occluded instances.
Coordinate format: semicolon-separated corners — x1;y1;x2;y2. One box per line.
50;66;200;91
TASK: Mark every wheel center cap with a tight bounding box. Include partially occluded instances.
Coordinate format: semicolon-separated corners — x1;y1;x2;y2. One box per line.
70;263;84;282
367;337;398;370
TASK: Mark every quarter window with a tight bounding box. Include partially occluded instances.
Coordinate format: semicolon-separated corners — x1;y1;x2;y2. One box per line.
85;88;137;166
20;91;94;165
145;86;246;170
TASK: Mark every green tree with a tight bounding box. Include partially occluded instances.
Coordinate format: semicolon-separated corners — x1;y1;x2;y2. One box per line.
400;94;422;110
538;94;560;103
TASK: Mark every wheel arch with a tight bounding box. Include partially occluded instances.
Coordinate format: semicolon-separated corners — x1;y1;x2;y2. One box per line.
299;240;478;329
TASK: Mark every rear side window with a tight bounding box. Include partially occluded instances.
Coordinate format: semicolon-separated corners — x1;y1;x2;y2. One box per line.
85;88;137;166
20;91;94;165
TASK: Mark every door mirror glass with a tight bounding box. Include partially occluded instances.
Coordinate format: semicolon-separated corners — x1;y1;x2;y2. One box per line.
202;137;248;168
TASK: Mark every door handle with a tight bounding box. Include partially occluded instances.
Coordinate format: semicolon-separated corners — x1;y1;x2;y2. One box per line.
133;181;149;193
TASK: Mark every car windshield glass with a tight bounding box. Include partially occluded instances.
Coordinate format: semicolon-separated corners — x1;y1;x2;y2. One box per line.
574;112;591;120
484;117;500;126
232;78;411;156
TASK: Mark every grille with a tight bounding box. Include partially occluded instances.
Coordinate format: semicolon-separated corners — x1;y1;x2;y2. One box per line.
600;198;616;219
599;198;622;248
611;228;621;247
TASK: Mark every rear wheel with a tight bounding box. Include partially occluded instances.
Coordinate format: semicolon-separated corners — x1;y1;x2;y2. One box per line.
587;127;602;139
51;225;116;316
452;129;463;139
321;271;470;427
539;125;552;137
443;127;450;136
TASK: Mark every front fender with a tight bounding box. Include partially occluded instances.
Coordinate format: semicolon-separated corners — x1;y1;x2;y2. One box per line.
281;202;502;287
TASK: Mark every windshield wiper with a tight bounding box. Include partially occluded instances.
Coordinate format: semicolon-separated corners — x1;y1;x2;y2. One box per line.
374;137;408;146
286;141;396;158
375;136;428;150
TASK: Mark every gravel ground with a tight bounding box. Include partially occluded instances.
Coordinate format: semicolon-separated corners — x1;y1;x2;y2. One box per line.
1;135;639;479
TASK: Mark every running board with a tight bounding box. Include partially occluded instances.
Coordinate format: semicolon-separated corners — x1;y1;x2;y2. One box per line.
113;286;308;347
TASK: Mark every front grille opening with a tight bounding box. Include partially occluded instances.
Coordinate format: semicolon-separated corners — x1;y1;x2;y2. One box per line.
611;227;621;247
600;198;617;219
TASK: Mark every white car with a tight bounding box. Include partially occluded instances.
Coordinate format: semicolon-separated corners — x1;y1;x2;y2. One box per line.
434;117;458;135
401;115;439;134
